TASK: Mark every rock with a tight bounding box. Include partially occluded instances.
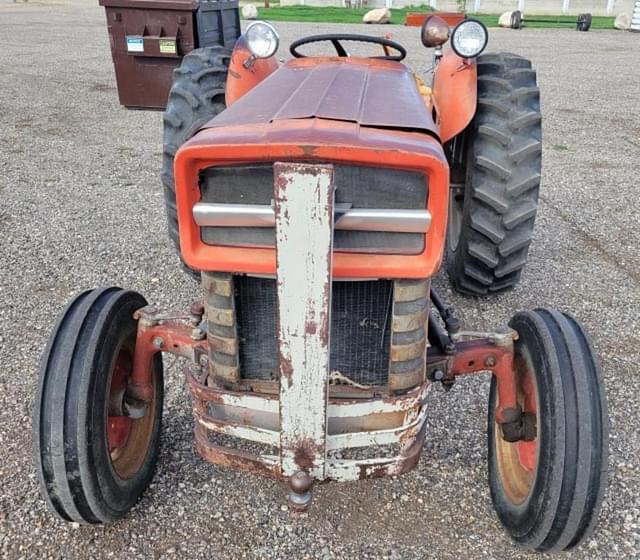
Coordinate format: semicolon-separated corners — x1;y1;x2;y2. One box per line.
241;4;258;20
614;13;631;30
498;11;517;28
362;8;391;24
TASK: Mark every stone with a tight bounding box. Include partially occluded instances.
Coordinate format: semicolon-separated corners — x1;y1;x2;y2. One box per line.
242;4;258;20
363;8;391;24
614;13;631;30
498;11;516;28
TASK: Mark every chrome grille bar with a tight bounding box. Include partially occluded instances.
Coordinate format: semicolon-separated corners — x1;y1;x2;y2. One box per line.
193;203;431;234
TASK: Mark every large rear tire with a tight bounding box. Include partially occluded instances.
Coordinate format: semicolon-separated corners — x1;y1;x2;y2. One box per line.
488;309;608;551
446;53;542;295
162;46;230;278
33;288;163;523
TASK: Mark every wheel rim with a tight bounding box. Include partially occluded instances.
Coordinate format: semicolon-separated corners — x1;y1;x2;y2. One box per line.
106;342;156;480
494;351;539;505
447;187;464;253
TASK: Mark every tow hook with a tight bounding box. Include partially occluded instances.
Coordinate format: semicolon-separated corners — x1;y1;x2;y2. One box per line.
288;471;314;512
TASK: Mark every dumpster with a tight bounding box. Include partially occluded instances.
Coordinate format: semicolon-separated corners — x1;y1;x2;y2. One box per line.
99;0;240;109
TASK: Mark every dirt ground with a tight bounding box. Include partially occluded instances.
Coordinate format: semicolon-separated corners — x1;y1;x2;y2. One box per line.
0;1;639;558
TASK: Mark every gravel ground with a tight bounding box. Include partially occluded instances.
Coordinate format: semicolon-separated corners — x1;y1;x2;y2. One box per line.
1;1;639;558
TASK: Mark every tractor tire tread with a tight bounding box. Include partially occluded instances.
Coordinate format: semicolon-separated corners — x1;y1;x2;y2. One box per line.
33;288;164;524
162;46;230;278
488;309;608;551
447;52;541;295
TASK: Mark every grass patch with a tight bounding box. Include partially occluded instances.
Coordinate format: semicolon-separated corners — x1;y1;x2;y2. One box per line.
258;5;431;25
255;6;614;29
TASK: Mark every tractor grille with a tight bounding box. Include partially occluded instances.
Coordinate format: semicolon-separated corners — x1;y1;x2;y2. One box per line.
199;163;427;254
234;276;392;386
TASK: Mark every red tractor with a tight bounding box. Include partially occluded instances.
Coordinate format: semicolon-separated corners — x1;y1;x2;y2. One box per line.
34;15;608;552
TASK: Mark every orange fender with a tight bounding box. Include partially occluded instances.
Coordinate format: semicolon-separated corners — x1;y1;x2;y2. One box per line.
432;49;477;143
225;36;279;107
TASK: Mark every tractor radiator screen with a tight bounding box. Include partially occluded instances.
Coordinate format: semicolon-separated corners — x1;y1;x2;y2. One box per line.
234;276;392;386
199;164;427;254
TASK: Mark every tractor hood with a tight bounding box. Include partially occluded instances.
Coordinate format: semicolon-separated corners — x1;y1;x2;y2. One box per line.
202;58;439;138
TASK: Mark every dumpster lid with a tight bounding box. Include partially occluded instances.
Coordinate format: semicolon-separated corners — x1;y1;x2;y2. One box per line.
99;0;199;10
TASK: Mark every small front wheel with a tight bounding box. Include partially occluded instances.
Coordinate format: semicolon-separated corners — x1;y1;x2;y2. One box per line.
33;288;164;523
488;309;608;551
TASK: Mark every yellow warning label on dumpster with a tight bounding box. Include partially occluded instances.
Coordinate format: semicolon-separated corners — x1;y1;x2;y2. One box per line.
159;39;177;54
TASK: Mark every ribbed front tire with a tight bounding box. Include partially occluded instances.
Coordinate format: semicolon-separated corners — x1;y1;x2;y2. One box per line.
33;288;163;523
488;309;608;551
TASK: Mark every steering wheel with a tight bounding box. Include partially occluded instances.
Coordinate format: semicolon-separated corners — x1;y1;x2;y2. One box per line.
289;34;407;62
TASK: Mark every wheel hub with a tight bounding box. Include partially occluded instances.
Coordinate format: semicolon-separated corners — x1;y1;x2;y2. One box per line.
107;351;133;453
106;346;156;479
494;354;539;504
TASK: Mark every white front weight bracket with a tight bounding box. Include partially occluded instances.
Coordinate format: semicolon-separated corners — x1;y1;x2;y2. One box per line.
273;162;335;510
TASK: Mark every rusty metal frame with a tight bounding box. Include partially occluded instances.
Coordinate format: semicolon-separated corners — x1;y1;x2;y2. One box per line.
450;339;518;424
126;309;518;485
427;331;519;425
128;306;207;403
185;365;432;482
124;161;435;486
124;161;522;495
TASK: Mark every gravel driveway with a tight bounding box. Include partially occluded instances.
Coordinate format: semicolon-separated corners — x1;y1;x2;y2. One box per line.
1;1;639;558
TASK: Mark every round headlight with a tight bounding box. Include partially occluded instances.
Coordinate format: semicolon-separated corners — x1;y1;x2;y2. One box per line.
450;19;488;59
421;15;450;49
245;21;279;59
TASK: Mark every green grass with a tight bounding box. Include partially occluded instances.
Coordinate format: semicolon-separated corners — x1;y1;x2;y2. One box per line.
258;5;432;25
255;6;615;29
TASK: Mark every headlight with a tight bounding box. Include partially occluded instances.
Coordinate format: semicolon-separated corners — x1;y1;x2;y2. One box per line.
421;15;450;48
450;19;488;59
245;21;279;59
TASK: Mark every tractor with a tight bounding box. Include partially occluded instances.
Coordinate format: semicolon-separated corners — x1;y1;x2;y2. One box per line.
33;15;608;552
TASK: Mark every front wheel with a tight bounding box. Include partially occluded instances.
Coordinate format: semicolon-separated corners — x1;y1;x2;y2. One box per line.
33;288;164;523
488;309;608;551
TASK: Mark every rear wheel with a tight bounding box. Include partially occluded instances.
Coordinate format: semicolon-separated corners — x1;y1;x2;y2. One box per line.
488;309;608;551
33;288;163;523
162;46;230;278
446;52;542;295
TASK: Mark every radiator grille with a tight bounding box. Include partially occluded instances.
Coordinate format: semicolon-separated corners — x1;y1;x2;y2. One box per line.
200;163;427;254
234;276;392;386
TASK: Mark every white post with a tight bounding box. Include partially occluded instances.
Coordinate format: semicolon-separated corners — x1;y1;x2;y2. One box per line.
606;0;615;15
473;0;482;12
518;0;525;13
275;162;334;481
562;0;570;14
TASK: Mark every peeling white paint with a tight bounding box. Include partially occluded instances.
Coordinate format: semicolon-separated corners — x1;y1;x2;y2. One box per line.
328;384;431;418
326;405;428;451
196;413;280;446
274;163;335;479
